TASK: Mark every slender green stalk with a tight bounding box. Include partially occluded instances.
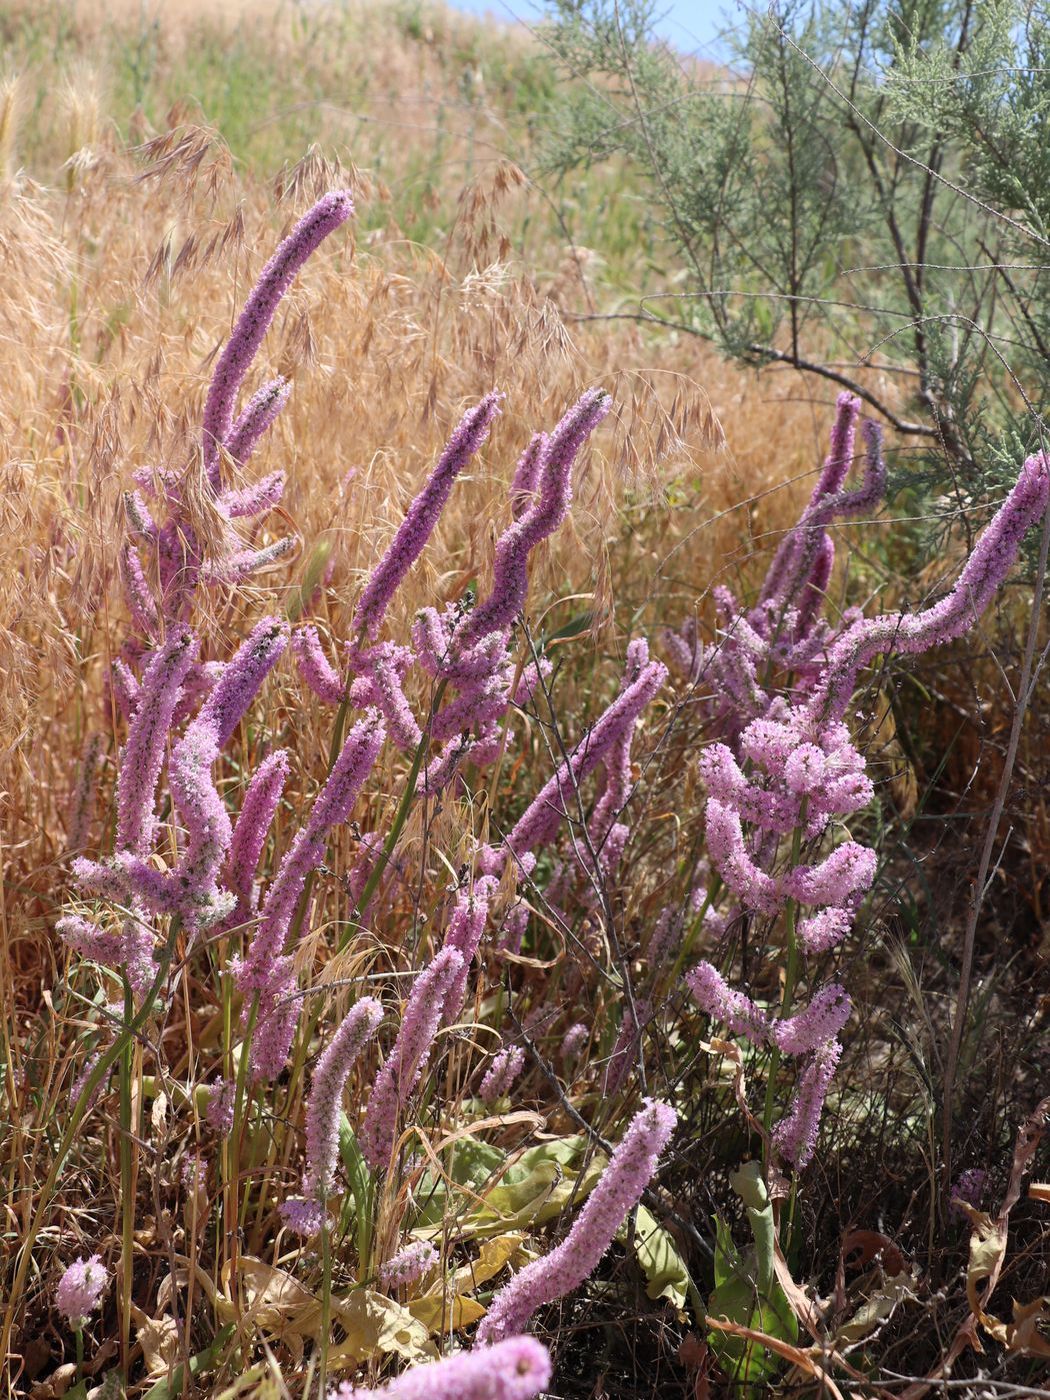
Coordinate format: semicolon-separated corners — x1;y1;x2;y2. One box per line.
319;1223;332;1398
119;981;135;1371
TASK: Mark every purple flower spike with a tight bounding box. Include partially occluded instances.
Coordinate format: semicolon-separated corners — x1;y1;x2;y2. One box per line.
166;718;232;924
355;392;503;639
224;376;292;467
359;947;464;1171
441;876;498;1021
120;543;159;637
292;625;345;704
480;1044;525;1105
221;470;287;520
198;618;289;747
686;960;769;1044
510;432;547;519
772;1038;842;1167
55;1254;108;1329
203;191;353;488
813;451;1050;721
223;749;290;927
328;1335;551;1400
379;1239;439;1290
116;625;198;856
464;388;611;643
282;996;384;1234
67;734;104;855
772;983;851;1055
306;708;386;837
476;1098;675;1344
504;658;666;860
238;713;384;992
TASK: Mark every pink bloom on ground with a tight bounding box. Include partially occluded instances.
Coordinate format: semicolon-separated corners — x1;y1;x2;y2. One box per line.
379;1239;439;1290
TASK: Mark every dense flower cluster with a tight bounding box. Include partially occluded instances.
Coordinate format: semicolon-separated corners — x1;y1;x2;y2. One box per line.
55;1255;108;1329
683;402;1049;1168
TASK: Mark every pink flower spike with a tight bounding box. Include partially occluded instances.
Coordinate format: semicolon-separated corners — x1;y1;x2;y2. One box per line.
464;388;611;643
359;947;464;1171
813;451;1050;721
772;1038;842;1168
281;997;385;1234
560;1022;589;1066
441;877;498;1022
220;470;287;520
328;1336;551;1400
355;393;503;639
66;733;104;855
206;1077;235;1133
306;709;386;836
120;543;159;637
292;625;345;704
772;984;851;1056
783;841;876;907
379;1239;439;1290
480;1045;525;1105
797;906;853;954
686;961;769;1044
55;1254;108;1330
116;626;198;856
476;1097;675;1344
223;749;290;927
203;192;353;488
703;797;780;916
224;376;291;467
510;432;547;519
503;658;666;859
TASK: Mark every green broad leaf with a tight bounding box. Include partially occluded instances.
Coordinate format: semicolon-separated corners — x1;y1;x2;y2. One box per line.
708;1184;798;1394
618;1205;690;1310
416;1135;604;1239
730;1161;774;1293
413;1136;508;1228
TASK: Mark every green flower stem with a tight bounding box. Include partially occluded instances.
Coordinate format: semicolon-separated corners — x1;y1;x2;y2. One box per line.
119;982;135;1372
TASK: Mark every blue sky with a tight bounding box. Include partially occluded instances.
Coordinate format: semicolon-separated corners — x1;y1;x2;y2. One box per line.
446;0;733;57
